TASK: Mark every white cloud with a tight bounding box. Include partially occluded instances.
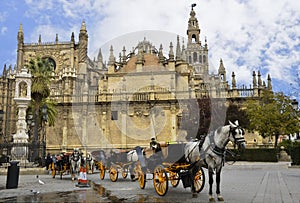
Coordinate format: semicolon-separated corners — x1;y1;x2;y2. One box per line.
4;0;300;95
1;27;7;35
0;11;7;22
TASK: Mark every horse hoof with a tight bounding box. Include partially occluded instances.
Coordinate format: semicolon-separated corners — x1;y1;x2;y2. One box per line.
209;196;215;202
217;196;224;201
192;193;198;198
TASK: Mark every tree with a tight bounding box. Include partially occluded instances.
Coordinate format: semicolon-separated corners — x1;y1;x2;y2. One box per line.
245;90;300;147
26;57;56;160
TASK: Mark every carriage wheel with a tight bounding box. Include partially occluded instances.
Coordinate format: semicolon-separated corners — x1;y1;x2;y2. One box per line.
153;165;168;196
138;170;146;189
109;166;118;182
194;167;205;193
122;167;128;179
99;161;105;180
51;163;56;178
135;163;146;189
169;171;180;187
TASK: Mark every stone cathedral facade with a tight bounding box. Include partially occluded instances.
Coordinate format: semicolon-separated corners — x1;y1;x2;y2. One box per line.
0;7;272;154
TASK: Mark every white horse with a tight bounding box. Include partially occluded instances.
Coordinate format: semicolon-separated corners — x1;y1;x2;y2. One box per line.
185;120;246;201
85;152;95;174
70;148;82;181
127;146;145;180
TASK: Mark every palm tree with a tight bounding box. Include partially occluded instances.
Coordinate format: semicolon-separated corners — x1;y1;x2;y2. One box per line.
26;57;56;162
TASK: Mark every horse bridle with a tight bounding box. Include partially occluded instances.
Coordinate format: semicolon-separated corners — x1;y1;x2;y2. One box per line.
229;126;246;145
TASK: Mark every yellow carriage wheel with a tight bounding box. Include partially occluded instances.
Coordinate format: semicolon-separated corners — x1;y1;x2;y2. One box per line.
138;170;146;189
99;161;105;180
51;162;56;178
109;166;118;182
122;168;128;179
153;165;168;196
135;163;146;189
194;167;205;193
169;171;180;187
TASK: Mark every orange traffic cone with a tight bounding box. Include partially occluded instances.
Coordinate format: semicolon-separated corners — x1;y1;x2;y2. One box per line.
76;165;90;187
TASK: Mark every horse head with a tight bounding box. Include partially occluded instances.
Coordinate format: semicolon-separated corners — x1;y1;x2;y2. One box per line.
228;120;246;149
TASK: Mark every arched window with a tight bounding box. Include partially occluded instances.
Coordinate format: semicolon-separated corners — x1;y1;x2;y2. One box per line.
203;55;206;63
191;34;196;43
199;55;202;63
42;57;56;70
193;52;197;63
189;56;192;64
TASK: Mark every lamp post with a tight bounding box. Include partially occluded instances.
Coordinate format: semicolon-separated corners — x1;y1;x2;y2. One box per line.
26;112;34;161
41;104;48;167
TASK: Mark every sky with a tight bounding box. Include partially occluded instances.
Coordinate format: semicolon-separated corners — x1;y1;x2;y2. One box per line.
0;0;300;98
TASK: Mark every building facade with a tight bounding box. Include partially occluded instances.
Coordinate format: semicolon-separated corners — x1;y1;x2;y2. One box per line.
0;7;272;155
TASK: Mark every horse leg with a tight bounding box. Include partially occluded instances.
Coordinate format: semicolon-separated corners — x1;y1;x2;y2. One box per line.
216;168;224;201
208;168;215;202
191;164;200;198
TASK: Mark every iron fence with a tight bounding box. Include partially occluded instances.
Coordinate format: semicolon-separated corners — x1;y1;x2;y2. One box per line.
0;142;46;166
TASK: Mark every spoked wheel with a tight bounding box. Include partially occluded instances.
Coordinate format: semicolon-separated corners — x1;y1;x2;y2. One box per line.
153;165;168;196
194;167;205;193
99;161;106;180
136;163;146;189
169;171;180;187
51;162;56;178
109;165;118;182
122;167;128;179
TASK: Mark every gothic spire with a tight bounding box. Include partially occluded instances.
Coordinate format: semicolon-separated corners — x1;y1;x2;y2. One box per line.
218;59;226;81
232;72;236;89
258;70;262;87
253;71;257;87
175;35;182;61
122;46;127;64
18;23;24;44
158;44;164;63
168;42;174;61
267;74;272;91
71;32;75;42
97;48;103;62
108;45;115;65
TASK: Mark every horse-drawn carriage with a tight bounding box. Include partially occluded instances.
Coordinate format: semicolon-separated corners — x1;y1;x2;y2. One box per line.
92;149;138;182
50;152;73;179
133;121;246;200
134;142;205;196
50;148;84;181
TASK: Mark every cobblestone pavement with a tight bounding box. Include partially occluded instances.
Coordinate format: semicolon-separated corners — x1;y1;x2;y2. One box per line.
0;162;299;203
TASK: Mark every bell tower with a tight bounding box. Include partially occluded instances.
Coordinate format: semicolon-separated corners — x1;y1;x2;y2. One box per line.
187;3;200;44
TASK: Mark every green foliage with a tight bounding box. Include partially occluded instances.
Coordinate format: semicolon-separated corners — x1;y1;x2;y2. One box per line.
226;103;249;129
226;148;278;162
25;57;57;133
290;146;300;165
245;91;300;147
26;57;54;102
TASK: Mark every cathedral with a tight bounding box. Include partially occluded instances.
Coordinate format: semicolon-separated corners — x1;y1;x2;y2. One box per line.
0;7;272;156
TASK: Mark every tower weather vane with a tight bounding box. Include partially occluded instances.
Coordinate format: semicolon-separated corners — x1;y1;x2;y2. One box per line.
191;3;196;9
